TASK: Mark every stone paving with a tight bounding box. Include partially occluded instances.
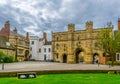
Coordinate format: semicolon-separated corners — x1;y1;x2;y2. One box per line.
0;61;120;72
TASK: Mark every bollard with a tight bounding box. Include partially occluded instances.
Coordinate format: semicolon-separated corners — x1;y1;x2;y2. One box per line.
2;64;4;70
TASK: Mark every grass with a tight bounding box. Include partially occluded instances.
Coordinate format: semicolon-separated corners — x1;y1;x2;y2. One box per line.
0;74;120;84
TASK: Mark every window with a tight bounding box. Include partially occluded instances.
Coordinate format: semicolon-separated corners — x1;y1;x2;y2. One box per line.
56;53;58;59
18;49;24;55
44;54;46;61
39;48;41;53
30;47;32;51
56;37;59;41
48;48;51;52
116;53;120;61
31;41;34;45
44;48;46;52
19;39;23;45
64;44;66;51
56;44;59;50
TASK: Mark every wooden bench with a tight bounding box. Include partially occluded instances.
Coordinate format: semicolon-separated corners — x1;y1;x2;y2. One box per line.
17;72;36;79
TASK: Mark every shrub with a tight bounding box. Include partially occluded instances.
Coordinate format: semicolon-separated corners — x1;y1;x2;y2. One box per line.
3;56;14;63
114;61;120;65
0;50;7;58
106;61;112;65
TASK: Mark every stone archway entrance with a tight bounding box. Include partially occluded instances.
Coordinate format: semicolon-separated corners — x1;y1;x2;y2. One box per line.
75;48;83;63
93;53;99;64
25;50;29;61
63;54;67;63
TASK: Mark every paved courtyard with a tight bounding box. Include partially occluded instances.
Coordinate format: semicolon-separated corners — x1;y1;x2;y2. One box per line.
0;61;120;72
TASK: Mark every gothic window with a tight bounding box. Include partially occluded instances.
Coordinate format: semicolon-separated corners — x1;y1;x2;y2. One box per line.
56;44;59;50
56;53;58;59
56;37;59;41
63;44;67;51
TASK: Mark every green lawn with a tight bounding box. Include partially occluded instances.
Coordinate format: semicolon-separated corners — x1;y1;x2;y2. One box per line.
0;74;120;84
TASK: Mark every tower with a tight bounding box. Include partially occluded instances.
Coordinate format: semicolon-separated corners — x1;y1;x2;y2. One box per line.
68;24;75;32
26;32;29;41
13;27;17;34
118;18;120;30
0;21;10;39
4;21;10;29
67;23;75;63
86;21;93;31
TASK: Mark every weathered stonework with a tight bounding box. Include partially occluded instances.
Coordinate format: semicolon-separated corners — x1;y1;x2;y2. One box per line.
0;21;30;61
52;21;113;64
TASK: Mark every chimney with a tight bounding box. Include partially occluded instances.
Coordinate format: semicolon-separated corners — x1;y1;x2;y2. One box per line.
43;32;47;42
4;21;10;29
26;32;29;41
118;18;120;30
13;27;17;34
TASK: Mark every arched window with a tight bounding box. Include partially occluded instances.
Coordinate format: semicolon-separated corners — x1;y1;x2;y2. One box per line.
56;37;59;41
56;44;59;50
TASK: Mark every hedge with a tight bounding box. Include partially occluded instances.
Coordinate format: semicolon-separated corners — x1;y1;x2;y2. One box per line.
0;70;117;78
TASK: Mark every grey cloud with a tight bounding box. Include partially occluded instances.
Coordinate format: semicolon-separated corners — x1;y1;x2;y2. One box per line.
0;0;120;40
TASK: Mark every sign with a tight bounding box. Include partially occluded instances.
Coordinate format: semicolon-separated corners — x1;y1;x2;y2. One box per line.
17;72;36;79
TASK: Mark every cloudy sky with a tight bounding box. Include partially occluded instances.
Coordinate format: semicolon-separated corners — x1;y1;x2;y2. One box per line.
0;0;120;40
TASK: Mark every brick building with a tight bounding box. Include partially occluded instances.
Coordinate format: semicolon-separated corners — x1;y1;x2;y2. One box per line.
0;21;30;61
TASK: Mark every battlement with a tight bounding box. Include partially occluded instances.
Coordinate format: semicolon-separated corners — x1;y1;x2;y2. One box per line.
86;21;93;25
68;23;75;32
68;23;75;27
86;21;93;30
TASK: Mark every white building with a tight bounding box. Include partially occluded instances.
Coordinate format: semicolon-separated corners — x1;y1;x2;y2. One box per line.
30;36;39;60
30;33;52;61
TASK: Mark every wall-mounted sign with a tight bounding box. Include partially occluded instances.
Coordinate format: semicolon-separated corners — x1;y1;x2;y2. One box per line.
17;72;36;79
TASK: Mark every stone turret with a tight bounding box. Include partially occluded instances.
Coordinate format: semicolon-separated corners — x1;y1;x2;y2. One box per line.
26;32;29;41
86;21;93;31
0;21;10;39
68;24;75;32
13;27;17;34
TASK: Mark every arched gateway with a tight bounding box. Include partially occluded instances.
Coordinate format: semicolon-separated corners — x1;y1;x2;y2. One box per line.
75;48;83;63
25;50;29;61
62;54;67;63
93;53;99;64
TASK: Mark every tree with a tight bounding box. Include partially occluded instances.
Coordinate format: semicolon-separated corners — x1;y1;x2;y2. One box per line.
0;50;14;63
96;23;120;66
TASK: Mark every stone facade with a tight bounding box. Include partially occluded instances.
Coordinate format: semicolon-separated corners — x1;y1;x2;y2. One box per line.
0;36;15;59
52;21;113;64
0;21;30;61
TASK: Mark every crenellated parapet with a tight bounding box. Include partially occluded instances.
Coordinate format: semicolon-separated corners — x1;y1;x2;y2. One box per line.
68;23;75;32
